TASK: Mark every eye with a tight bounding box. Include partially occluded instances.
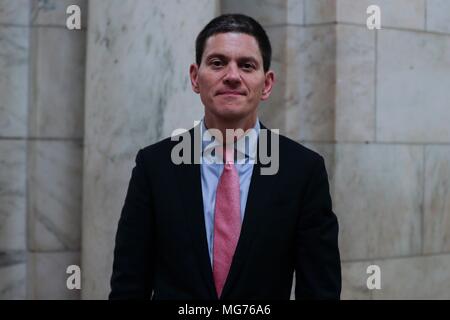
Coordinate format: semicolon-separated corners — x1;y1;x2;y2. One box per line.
210;59;224;68
242;62;255;71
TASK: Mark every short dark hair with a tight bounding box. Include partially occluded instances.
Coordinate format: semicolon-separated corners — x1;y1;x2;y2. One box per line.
195;14;272;72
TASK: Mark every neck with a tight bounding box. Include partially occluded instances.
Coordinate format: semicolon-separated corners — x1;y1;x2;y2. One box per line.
204;113;257;144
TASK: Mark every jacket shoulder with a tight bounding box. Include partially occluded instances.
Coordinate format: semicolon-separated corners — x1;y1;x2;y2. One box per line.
277;132;324;164
141;135;175;154
134;135;179;168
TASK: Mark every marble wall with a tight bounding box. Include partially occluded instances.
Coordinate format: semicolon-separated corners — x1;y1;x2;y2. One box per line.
0;0;30;300
27;0;86;300
1;0;449;300
0;0;86;299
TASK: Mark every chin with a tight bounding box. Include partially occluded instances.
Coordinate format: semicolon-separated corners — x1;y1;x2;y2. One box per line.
218;105;249;117
205;101;255;123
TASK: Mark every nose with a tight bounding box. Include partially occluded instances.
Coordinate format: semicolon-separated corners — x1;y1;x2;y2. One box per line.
223;63;241;87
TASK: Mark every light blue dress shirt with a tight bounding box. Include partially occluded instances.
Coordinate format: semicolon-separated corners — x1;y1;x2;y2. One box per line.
200;119;260;266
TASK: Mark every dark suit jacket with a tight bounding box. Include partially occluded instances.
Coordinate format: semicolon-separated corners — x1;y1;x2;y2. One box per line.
109;123;341;300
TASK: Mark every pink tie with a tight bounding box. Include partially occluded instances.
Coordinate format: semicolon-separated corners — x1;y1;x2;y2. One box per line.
213;146;241;298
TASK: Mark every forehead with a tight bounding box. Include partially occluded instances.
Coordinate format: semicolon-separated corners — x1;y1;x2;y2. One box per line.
203;32;262;61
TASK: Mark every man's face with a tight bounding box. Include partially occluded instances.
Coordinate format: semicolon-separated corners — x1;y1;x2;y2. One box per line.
190;32;274;125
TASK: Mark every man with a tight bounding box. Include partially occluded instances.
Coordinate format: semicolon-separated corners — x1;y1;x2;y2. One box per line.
109;14;341;300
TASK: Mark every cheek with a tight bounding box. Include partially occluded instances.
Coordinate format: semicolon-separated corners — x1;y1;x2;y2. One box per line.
199;81;217;97
199;70;219;85
247;77;266;94
249;84;264;99
197;77;213;94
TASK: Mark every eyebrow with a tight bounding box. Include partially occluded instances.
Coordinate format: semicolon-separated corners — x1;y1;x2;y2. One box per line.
205;53;260;66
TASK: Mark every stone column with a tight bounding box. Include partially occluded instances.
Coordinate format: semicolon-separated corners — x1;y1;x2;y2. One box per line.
82;0;219;299
26;0;87;299
0;0;29;299
0;0;87;299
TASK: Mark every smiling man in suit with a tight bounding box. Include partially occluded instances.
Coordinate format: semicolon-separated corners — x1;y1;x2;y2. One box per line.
109;14;341;300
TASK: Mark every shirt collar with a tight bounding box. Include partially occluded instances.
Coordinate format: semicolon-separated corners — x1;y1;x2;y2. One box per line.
201;118;260;164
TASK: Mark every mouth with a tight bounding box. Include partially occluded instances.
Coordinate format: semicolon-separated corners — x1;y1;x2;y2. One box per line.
216;91;246;96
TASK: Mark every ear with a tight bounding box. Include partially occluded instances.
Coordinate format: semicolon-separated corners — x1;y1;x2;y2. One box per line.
189;64;200;94
261;70;275;101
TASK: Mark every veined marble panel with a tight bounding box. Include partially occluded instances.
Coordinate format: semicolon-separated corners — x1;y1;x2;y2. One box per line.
334;143;423;261
304;0;336;24
0;251;26;299
336;24;375;142
0;141;26;251
28;140;82;251
372;253;450;299
0;0;30;25
28;26;86;138
285;25;336;141
423;145;450;254
221;0;304;26
426;0;450;34
0;26;29;138
377;29;450;143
